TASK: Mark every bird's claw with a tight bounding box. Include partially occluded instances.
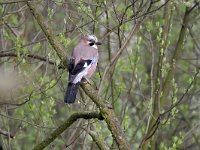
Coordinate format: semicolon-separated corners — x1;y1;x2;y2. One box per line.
81;77;91;85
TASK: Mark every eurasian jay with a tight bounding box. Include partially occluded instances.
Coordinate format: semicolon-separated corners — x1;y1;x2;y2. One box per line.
64;35;101;103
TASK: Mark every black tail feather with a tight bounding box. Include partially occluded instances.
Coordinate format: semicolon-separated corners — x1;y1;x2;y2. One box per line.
64;82;80;103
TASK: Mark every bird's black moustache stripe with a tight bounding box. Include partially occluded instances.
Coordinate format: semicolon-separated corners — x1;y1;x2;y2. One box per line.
89;43;94;46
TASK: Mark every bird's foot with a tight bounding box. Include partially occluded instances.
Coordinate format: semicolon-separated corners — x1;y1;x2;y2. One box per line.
81;77;91;85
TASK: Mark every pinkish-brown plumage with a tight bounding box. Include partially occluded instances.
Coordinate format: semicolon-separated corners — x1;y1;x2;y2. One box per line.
64;35;101;103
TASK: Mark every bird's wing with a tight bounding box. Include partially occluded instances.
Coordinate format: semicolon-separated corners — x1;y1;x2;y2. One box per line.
68;44;99;83
70;59;93;84
71;59;92;75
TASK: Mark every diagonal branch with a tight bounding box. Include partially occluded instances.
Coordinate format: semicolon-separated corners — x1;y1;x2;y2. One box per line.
81;84;130;150
33;112;103;150
26;1;131;150
0;128;14;138
26;1;68;66
98;21;141;93
0;51;56;66
0;0;31;5
89;131;109;150
161;6;193;102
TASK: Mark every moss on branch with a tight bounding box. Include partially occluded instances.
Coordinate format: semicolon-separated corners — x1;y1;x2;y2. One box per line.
33;112;103;150
26;1;68;66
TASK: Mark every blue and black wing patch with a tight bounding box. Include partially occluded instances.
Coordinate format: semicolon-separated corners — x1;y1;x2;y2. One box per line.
71;59;92;75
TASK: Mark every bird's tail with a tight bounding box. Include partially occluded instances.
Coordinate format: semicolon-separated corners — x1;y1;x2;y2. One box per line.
64;82;80;103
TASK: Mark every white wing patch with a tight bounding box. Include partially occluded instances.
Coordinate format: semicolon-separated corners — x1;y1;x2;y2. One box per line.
83;62;88;67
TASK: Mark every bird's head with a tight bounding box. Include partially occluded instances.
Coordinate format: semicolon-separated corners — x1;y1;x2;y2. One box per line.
82;35;102;49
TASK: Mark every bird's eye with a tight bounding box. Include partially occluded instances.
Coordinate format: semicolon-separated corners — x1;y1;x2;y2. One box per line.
89;39;94;42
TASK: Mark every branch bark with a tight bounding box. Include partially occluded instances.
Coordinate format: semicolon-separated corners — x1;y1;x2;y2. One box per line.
0;0;31;5
81;84;130;149
89;131;109;150
33;112;103;150
26;1;131;150
0;128;14;138
26;1;68;66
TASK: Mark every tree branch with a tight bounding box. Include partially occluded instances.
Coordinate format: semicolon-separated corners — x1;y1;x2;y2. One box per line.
161;6;192;102
0;51;57;66
0;0;31;5
26;1;131;150
0;128;14;138
140;5;196;150
99;20;141;93
89;131;109;150
33;112;103;150
26;1;68;66
81;84;130;150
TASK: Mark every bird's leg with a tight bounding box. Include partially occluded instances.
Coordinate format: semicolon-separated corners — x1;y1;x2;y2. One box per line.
81;77;91;85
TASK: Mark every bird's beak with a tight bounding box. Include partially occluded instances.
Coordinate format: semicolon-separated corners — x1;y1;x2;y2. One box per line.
95;41;102;45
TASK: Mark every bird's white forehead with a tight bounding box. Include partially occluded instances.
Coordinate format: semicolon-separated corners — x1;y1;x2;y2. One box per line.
87;35;98;42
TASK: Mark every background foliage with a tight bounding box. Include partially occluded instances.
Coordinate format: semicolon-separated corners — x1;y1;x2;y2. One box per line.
0;0;199;150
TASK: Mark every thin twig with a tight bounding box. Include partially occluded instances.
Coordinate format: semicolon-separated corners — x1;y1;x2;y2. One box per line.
0;0;31;5
0;128;14;138
0;51;57;66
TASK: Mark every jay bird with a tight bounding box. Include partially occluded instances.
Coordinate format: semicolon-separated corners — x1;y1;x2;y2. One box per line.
64;35;101;103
